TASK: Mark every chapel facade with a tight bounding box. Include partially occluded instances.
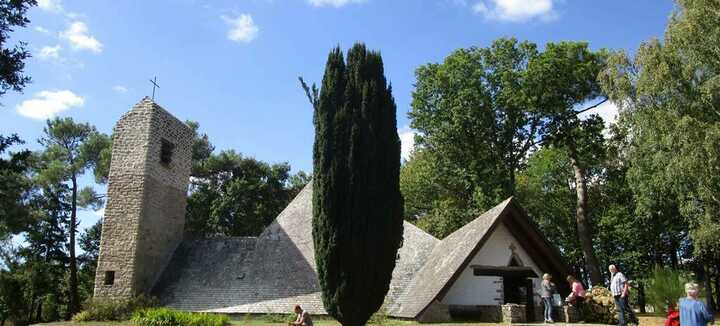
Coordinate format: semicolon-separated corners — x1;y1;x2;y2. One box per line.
94;98;571;323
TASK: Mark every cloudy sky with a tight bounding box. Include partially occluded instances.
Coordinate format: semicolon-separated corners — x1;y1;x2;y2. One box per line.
2;0;673;232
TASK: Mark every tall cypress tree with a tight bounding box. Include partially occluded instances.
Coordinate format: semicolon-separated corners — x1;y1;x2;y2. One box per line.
311;44;404;326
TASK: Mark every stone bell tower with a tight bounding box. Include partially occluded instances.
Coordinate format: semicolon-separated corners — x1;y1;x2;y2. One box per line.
94;97;193;298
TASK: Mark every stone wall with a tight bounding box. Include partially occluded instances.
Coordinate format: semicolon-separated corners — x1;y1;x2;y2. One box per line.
94;97;192;298
448;305;502;322
501;304;526;323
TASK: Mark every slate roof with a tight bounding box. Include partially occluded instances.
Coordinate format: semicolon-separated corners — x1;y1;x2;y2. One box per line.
153;185;568;319
387;198;513;318
152;184;440;315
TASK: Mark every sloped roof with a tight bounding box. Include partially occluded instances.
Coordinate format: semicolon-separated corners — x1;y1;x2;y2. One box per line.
388;198;513;318
388;197;571;318
154;186;568;318
153;184;440;314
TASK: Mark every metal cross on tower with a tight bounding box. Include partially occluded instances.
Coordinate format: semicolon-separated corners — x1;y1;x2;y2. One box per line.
149;76;160;100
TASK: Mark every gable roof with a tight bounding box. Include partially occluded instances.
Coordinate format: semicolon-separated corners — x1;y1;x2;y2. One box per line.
153;185;568;318
388;197;570;319
153;184;440;314
388;198;512;317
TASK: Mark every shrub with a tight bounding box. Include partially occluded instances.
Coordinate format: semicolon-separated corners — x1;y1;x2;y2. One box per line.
645;265;688;312
72;294;159;321
131;308;229;326
368;301;399;326
72;311;92;322
583;287;621;324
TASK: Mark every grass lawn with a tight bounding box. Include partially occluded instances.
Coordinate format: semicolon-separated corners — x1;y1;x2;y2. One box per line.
33;315;672;326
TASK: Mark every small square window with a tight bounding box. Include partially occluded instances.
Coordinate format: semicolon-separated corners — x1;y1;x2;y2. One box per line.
104;271;115;285
160;139;175;165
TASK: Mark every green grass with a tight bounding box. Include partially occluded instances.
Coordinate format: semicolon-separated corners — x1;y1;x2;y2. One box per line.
35;313;695;326
36;317;501;326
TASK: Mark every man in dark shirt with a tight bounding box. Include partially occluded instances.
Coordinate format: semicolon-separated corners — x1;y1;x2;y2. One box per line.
289;305;313;326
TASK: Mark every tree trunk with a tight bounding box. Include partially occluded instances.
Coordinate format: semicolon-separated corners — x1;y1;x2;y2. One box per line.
35;299;42;322
1;317;6;326
68;174;80;316
568;143;603;286
669;236;679;268
715;263;720;312
638;281;647;313
705;266;716;311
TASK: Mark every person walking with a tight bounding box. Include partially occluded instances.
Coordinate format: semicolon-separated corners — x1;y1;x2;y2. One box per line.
679;283;714;326
541;273;558;323
609;264;638;326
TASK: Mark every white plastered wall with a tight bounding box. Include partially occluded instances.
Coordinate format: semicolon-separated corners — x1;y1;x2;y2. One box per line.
441;222;543;306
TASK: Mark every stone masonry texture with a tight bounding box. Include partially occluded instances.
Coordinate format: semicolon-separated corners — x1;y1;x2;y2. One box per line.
94;97;193;298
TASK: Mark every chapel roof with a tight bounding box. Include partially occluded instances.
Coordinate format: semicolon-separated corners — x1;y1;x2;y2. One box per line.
152;184;440;314
153;184;568;318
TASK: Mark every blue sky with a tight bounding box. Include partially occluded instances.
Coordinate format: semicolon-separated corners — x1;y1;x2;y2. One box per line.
2;0;674;234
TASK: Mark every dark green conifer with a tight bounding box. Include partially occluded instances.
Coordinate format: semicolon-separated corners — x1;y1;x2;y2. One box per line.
311;44;404;326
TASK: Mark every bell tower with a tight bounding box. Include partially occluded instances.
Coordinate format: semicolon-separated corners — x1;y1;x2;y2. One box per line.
94;97;193;298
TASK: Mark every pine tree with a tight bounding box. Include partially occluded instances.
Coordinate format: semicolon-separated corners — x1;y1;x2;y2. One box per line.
310;44;404;326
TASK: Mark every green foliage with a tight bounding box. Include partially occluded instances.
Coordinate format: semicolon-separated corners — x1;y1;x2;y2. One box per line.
74;295;159;322
599;0;720;264
186;120;215;177
185;121;309;237
515;148;584;269
34;117;111;315
399;150;438;223
0;269;31;325
367;300;399;326
405;38;608;284
310;43;404;326
0;0;36;99
645;265;687;311
0;134;33;239
409;38;541;221
78;220;102;299
186;149;309;236
131;308;228;326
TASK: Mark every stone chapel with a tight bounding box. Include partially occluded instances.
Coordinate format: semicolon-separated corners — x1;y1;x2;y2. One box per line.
93;98;571;323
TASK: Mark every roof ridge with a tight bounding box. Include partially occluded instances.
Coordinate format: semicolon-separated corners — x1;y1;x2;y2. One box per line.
389;197;515;318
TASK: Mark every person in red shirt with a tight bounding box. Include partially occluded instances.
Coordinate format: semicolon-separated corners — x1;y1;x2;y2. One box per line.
665;303;680;326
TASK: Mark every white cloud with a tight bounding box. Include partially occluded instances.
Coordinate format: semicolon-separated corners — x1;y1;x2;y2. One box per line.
472;0;556;22
93;207;105;218
308;0;365;7
112;85;128;94
38;45;61;60
223;14;259;43
37;0;63;12
15;90;85;120
398;126;416;162
60;21;103;53
34;26;50;34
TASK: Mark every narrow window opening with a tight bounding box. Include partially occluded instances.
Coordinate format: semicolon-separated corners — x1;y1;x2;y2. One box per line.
160;139;175;165
104;271;115;285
